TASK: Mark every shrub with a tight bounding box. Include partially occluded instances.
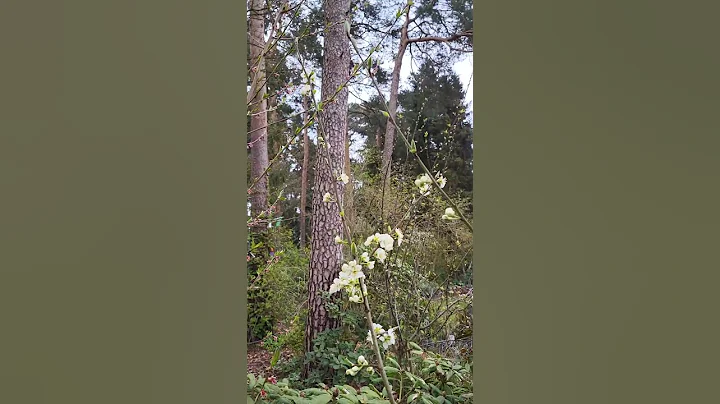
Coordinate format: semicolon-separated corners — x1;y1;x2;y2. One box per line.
248;228;308;341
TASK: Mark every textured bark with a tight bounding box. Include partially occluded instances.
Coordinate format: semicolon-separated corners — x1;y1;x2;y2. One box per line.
248;0;269;226
299;95;310;249
304;0;351;373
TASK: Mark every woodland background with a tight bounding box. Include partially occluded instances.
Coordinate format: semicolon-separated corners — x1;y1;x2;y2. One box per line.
247;1;474;402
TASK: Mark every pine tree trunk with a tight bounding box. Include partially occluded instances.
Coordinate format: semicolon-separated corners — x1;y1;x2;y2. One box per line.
299;95;310;249
304;0;351;376
248;0;269;227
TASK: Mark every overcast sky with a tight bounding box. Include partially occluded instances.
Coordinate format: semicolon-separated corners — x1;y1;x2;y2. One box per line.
349;52;473;108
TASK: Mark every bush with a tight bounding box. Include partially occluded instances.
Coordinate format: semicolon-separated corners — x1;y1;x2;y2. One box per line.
249;343;472;404
247;374;391;404
248;228;308;341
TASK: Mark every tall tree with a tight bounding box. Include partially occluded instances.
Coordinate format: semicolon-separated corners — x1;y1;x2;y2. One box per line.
304;0;351;374
378;0;473;180
248;0;270;227
343;125;355;233
396;61;473;197
299;95;310;249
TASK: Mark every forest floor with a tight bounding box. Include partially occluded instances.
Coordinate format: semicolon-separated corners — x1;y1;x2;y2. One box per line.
247;343;294;377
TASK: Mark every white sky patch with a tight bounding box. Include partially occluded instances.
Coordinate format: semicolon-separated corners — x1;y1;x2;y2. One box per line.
350;52;473;107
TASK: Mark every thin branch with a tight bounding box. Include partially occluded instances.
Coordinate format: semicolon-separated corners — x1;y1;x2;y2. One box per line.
406;30;472;44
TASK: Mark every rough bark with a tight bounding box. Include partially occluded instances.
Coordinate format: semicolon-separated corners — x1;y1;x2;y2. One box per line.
299;95;310;249
304;0;351;374
248;0;269;227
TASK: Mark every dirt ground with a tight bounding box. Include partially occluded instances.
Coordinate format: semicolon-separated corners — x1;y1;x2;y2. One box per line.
247;343;294;377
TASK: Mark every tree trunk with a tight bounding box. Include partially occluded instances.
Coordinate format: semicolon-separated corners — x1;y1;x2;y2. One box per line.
380;12;410;182
304;0;351;376
248;0;269;227
343;126;355;233
299;95;310;249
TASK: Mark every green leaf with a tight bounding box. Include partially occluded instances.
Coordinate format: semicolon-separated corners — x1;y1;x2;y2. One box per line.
270;348;281;367
381;110;389;118
359;386;379;398
309;393;333;404
248;374;257;389
247;396;255;404
302;388;328;397
385;357;400;368
383;366;400;375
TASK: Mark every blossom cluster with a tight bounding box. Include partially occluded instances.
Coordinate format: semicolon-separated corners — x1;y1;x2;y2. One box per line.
362;228;402;263
414;172;447;196
366;323;397;350
329;228;403;303
345;355;374;376
328;260;367;303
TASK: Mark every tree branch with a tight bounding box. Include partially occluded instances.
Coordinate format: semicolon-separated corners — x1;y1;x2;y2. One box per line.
406;30;472;44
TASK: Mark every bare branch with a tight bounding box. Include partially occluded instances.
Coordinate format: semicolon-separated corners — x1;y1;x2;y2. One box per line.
406;30;472;44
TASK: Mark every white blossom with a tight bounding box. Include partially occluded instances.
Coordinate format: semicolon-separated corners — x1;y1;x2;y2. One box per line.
374;248;387;263
377;233;394;251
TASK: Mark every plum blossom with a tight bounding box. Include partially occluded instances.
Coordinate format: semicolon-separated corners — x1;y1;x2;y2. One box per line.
395;228;404;245
435;172;447;189
366;323;397;350
377;233;394;251
374;247;387;263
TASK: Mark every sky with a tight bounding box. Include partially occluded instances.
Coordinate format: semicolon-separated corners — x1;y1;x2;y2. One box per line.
346;51;474;159
349;51;473;109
